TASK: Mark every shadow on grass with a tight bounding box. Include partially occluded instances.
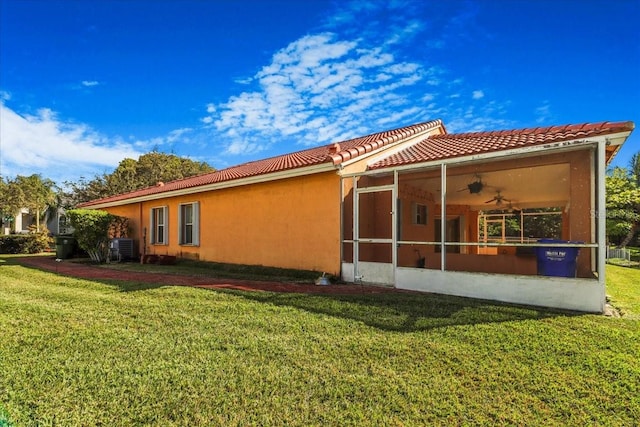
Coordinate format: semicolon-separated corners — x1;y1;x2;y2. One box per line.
7;255;576;332
87;279;573;332
202;287;574;333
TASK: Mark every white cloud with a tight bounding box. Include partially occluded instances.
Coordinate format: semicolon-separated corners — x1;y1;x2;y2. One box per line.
234;77;253;85
0;90;11;101
166;128;193;143
535;101;552;124
191;0;513;159
81;80;100;87
385;20;424;46
443;101;514;133
202;30;434;153
0;102;142;183
472;90;484;99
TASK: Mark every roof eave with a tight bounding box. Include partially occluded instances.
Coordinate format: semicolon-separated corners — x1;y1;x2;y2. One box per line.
365;133;630;175
82;161;338;209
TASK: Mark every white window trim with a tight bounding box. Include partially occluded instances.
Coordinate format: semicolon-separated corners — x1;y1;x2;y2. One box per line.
178;202;200;246
412;202;427;225
150;206;168;245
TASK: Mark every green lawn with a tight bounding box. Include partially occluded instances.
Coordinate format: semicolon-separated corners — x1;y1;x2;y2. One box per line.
607;264;640;318
95;257;322;282
1;256;639;426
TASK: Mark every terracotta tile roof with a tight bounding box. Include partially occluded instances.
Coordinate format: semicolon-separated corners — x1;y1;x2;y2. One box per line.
79;119;444;207
369;121;635;170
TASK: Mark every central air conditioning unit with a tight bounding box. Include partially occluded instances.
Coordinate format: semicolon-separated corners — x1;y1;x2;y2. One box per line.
109;238;135;261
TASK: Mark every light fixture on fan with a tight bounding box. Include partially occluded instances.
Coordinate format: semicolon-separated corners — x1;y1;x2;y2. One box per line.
485;191;511;207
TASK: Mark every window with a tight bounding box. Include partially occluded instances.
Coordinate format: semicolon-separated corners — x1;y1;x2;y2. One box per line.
412;203;427;225
58;214;70;235
179;202;199;245
150;206;168;245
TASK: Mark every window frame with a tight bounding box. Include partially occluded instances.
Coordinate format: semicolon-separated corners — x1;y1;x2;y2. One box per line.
412;202;427;225
178;202;200;246
150;206;168;245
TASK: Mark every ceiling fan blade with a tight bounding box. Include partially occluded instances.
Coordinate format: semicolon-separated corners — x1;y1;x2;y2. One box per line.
484;197;495;204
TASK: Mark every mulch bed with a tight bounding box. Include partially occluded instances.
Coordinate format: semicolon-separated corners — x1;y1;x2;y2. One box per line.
14;256;399;295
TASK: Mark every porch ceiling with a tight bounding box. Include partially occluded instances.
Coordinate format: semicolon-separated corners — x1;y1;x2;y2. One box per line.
401;163;571;210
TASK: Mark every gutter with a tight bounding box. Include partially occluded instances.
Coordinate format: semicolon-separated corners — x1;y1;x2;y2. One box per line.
81;162;339;209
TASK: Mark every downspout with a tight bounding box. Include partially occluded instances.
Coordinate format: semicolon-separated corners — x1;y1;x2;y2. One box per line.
353;176;359;281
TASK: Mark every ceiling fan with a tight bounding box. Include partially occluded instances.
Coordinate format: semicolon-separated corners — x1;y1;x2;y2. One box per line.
457;174;485;194
485;191;510;207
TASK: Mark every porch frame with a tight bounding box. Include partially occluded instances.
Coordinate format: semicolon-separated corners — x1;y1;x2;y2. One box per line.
341;141;609;312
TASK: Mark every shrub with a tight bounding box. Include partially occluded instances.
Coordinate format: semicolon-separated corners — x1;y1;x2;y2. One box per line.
0;230;51;254
67;209;127;262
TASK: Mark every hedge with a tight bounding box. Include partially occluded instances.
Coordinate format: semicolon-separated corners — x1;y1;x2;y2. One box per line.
0;233;51;254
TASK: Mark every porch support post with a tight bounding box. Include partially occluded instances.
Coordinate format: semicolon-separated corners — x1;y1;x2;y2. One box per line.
597;140;606;309
441;163;446;271
352;176;359;281
392;170;398;277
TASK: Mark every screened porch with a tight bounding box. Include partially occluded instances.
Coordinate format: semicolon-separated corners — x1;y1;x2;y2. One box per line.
340;145;608;312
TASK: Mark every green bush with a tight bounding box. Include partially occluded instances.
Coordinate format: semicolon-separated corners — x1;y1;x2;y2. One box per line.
0;231;50;254
67;209;127;262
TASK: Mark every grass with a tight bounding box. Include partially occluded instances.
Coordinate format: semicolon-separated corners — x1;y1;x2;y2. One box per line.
1;256;639;426
93;257;323;282
607;245;640;267
607;263;640;318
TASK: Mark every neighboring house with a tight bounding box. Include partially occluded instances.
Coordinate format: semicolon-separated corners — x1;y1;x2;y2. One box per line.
1;207;72;235
79;119;634;312
2;208;34;234
45;208;74;235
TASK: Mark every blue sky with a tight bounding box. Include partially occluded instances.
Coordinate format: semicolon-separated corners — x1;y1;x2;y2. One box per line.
1;0;639;185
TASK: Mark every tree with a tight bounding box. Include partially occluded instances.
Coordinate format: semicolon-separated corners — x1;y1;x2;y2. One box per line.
0;174;57;232
606;152;640;247
64;175;110;208
0;177;12;229
66;151;214;206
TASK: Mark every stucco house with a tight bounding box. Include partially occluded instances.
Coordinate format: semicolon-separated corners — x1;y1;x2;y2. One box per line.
79;119;634;312
1;207;72;236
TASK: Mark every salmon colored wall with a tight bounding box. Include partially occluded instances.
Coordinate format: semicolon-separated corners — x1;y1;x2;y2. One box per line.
425;253;538;275
103;171;342;274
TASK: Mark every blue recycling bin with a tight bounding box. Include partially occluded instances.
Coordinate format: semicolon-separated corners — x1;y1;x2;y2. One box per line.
536;239;581;277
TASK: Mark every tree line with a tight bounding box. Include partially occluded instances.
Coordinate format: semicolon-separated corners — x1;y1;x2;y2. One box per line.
606;153;640;247
1;150;638;247
1;151;213;233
